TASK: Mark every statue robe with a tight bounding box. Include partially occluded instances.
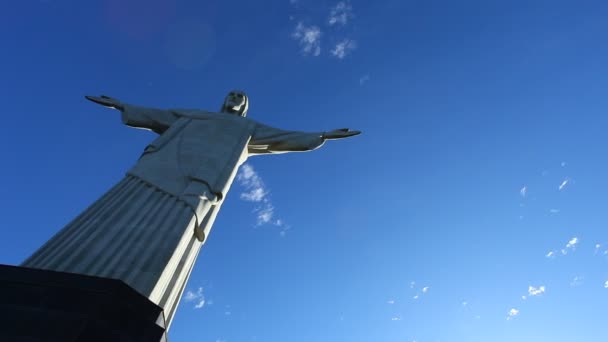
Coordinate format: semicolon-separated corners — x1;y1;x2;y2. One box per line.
22;104;325;328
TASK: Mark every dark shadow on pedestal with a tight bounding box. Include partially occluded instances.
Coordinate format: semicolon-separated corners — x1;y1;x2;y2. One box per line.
0;264;168;342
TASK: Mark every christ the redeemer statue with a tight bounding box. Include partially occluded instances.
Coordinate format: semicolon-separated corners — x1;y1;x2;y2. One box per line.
22;91;360;328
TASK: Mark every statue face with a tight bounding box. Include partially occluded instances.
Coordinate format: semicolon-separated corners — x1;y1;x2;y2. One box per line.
223;91;248;115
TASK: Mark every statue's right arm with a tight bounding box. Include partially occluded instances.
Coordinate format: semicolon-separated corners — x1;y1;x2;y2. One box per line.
85;95;179;134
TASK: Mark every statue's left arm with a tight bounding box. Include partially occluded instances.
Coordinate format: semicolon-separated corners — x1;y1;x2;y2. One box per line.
249;122;360;154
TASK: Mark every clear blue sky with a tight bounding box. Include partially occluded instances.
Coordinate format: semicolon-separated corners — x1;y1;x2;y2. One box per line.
2;1;608;341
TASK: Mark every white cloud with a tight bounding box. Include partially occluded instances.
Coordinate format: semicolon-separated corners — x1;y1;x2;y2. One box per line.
546;251;555;258
507;309;519;321
237;164;285;227
566;237;578;248
604;280;608;289
184;290;198;301
528;285;545;297
256;203;275;225
554;237;579;256
564;237;578;254
328;1;353;26
237;164;266;202
241;187;266;202
462;301;468;306
520;186;527;197
410;281;415;289
183;287;206;309
558;178;570;191
387;299;395;304
413;295;419;300
391;317;402;321
331;39;356;59
422;286;430;293
507;308;519;320
292;22;321;56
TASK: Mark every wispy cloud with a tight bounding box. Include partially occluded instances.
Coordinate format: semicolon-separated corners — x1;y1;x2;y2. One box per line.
520;186;527;197
507;308;519;320
570;276;584;287
237;164;285;228
409;282;430;300
561;237;578;255
604;280;608;289
391;316;402;321
359;74;370;86
528;285;546;297
550;237;579;257
292;22;321;56
183;287;206;309
558;178;570;191
387;299;395;304
238;164;266;202
331;39;356;59
549;208;560;214
328;1;354;26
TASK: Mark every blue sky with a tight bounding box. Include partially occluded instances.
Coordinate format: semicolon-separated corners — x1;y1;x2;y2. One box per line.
2;0;608;341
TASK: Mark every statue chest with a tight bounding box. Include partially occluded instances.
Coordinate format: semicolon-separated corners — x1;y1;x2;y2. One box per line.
130;115;255;200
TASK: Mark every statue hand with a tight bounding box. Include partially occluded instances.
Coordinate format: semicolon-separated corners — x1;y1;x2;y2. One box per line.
85;95;124;111
322;128;361;140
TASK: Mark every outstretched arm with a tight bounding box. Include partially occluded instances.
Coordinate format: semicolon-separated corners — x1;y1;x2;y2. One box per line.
322;128;361;140
249;123;360;155
85;95;179;134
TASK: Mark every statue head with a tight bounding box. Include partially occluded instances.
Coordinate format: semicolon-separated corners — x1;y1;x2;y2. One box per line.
221;90;249;117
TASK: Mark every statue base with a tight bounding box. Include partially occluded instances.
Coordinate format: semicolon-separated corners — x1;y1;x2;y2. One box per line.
0;264;168;341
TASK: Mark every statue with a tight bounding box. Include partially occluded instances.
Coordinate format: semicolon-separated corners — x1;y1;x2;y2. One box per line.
22;91;360;328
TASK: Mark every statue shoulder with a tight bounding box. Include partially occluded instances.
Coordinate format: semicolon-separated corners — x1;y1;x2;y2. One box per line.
170;109;218;119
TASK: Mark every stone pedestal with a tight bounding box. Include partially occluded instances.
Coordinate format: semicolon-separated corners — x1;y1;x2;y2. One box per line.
0;264;168;342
